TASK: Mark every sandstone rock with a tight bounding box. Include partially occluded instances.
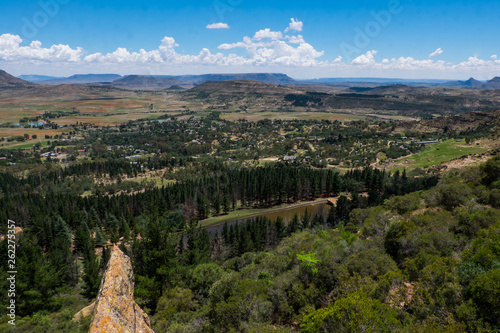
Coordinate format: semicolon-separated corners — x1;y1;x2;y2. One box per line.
89;244;154;333
73;301;95;321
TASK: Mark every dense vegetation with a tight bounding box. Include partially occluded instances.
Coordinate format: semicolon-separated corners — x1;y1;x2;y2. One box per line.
0;107;499;332
1;155;499;332
139;157;500;332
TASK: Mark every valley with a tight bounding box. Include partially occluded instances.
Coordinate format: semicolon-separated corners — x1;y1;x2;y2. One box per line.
1;69;500;332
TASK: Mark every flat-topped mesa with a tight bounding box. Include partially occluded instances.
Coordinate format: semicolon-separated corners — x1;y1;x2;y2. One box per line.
89;244;154;333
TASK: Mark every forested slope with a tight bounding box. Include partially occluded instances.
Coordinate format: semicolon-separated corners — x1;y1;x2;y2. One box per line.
0;157;499;332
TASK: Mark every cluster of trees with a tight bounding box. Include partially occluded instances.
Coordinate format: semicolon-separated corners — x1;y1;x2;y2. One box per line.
0;163;438;231
1;147;498;331
130;157;500;332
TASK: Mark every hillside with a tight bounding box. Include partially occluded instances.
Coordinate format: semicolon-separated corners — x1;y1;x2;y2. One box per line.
0;69;33;86
188;79;298;95
112;75;190;90
42;74;123;84
109;73;295;90
396;109;500;133
479;77;500;90
179;73;295;85
441;77;482;88
0;83;126;100
18;74;61;83
182;80;303;110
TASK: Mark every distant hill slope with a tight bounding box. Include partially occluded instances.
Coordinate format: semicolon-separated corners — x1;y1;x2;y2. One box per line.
479;77;500;90
112;75;189;89
18;74;61;83
15;72;295;89
42;74;122;84
184;79;500;117
440;77;500;90
111;73;295;89
352;84;419;95
187;80;300;95
300;77;448;87
397;109;500;133
182;80;303;110
179;73;295;85
0;83;126;100
0;69;33;86
440;77;482;88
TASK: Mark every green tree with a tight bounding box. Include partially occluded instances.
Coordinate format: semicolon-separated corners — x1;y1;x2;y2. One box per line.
83;252;102;299
301;292;402;332
467;268;500;326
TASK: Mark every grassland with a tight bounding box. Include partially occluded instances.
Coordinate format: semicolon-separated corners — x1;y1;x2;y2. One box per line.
386;139;492;172
0;128;67;149
0;87;188;139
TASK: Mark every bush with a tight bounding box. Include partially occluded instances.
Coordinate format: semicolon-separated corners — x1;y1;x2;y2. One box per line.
490;189;500;208
437;182;473;211
384;191;422;215
301;292;402;332
467;268;500;326
480;157;500;186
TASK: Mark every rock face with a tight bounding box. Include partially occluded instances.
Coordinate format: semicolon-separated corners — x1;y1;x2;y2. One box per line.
89;245;154;333
73;301;95;321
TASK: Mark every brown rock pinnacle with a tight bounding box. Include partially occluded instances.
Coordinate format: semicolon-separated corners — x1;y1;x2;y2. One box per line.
89;244;154;333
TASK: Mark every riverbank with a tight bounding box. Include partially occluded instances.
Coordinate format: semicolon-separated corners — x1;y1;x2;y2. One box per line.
199;198;330;229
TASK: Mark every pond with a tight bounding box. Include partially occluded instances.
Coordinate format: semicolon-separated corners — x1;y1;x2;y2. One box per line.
206;200;331;236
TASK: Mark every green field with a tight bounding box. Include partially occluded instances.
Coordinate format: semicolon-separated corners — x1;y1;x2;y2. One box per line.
389;139;490;171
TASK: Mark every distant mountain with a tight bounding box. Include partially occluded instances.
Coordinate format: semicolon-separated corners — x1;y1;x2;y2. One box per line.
112;75;188;89
179;73;296;85
479;77;500;90
397;109;500;134
301;77;449;87
18;74;61;83
0;83;122;100
183;80;303;111
187;80;298;95
42;74;122;84
350;84;417;95
109;73;295;90
440;77;482;88
0;69;33;86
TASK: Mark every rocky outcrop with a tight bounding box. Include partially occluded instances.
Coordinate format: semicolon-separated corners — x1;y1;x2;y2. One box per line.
73;301;95;321
89;244;154;333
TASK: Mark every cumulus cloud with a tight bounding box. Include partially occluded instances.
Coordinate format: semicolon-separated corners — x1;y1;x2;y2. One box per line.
206;22;230;29
286;35;305;44
2;27;500;79
352;50;377;65
285;18;303;33
491;54;498;59
253;29;283;40
0;33;83;62
429;48;444;58
216;23;324;67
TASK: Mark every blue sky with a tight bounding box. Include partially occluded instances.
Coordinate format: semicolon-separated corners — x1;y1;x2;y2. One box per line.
0;0;499;79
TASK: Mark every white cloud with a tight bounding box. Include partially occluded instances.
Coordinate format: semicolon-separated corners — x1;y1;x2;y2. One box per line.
253;29;283;40
285;18;303;33
0;33;83;62
286;35;305;44
2;26;500;80
429;48;444;58
206;22;230;29
491;54;498;59
352;50;378;65
217;24;324;67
